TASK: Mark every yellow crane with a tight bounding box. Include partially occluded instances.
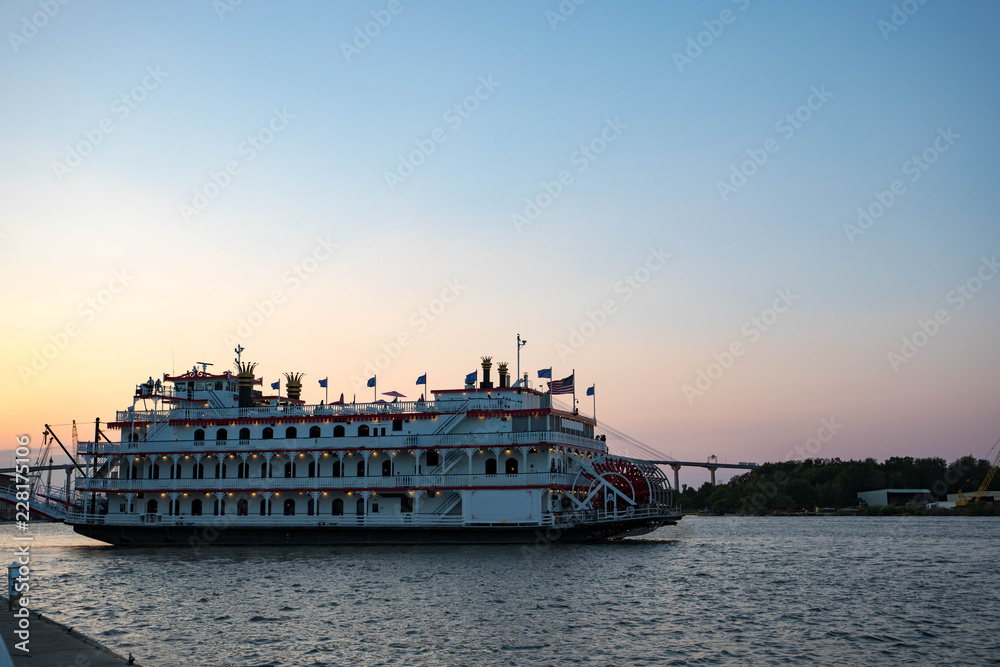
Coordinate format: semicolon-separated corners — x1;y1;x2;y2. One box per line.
956;436;1000;506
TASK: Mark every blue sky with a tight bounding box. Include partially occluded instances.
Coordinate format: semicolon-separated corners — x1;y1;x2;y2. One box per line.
2;1;998;484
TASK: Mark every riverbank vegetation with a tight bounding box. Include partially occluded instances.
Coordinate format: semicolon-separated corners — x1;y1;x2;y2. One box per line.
676;455;998;515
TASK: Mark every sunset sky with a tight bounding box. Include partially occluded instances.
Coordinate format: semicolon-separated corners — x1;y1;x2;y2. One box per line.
2;1;998;487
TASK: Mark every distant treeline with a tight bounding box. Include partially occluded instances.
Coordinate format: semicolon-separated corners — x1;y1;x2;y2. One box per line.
676;456;998;514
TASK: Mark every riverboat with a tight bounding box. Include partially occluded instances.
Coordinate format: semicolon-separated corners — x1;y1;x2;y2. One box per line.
66;353;681;545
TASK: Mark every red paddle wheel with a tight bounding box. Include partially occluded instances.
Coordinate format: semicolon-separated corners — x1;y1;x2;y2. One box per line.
573;455;653;511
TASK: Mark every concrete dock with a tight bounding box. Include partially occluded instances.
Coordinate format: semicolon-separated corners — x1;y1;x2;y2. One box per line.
1;598;137;666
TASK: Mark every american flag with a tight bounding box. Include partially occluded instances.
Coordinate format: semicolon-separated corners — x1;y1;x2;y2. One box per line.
550;373;574;395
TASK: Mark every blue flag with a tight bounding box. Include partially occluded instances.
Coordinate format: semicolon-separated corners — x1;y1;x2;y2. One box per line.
270;381;279;390
318;378;328;388
586;385;595;396
416;374;426;385
367;376;376;388
537;368;552;379
465;370;477;384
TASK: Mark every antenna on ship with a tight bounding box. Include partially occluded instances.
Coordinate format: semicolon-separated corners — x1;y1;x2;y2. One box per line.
517;334;527;384
197;361;213;373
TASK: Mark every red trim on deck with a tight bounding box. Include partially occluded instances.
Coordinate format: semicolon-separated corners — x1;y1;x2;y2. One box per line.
432;387;544;396
107;411;442;429
164;370;247;382
465;407;596;427
80;484;572;495
79;441;607;458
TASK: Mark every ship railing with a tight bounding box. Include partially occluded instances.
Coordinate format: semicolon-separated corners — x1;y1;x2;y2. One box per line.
65;506;680;529
115;409;173;423
65;512;489;528
112;396;538;425
547;504;682;526
76;471;578;492
78;430;603;455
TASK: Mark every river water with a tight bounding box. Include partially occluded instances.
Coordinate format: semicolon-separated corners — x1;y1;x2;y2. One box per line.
7;516;998;666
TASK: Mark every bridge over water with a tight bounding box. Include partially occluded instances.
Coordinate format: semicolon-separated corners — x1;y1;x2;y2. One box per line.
648;459;760;491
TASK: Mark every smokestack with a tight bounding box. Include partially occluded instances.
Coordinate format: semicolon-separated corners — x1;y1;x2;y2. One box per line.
284;372;304;401
236;361;257;408
497;362;509;388
480;356;493;389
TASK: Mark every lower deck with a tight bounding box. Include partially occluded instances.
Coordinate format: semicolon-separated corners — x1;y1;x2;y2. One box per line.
71;511;680;546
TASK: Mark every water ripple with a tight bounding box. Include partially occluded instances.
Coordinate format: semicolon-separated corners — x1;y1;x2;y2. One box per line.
10;517;1000;666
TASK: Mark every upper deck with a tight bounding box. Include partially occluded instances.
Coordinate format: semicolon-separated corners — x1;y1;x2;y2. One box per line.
111;392;590;426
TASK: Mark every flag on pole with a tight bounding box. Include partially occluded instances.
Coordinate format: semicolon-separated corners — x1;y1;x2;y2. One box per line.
367;377;376;388
586;385;595;396
551;373;574;395
319;378;328;388
416;374;426;385
537;368;552;379
465;370;477;384
270;381;279;390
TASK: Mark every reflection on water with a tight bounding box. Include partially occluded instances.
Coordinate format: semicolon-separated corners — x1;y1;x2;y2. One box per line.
7;517;999;666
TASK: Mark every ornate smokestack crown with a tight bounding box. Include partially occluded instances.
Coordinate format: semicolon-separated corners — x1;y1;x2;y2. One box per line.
236;361;257;379
284;372;305;401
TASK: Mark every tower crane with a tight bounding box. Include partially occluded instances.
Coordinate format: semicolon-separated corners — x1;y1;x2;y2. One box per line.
957;435;1000;506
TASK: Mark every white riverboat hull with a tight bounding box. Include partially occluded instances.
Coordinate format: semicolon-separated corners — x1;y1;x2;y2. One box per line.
63;354;682;546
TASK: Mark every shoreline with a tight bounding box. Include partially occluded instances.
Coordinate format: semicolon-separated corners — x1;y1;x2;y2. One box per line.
0;596;138;666
681;506;999;517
